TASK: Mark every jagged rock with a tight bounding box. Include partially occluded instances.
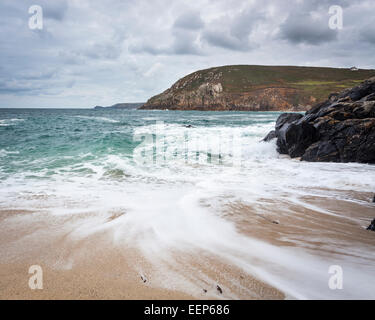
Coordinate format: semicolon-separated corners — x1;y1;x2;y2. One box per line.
263;130;276;142
367;219;375;231
302;141;339;162
275;113;303;131
266;113;302;151
277;120;318;157
345;78;375;101
264;77;375;163
361;93;375;102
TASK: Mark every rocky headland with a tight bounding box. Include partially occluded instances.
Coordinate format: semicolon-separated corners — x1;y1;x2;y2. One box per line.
141;65;375;111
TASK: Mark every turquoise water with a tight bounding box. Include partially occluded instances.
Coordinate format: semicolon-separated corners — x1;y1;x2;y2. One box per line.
0;109;279;179
1;108;375;299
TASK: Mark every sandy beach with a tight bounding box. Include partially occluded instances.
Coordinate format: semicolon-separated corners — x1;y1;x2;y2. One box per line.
1;190;374;300
0;207;284;300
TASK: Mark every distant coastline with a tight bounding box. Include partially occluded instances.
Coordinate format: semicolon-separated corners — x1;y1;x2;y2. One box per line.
94;103;145;110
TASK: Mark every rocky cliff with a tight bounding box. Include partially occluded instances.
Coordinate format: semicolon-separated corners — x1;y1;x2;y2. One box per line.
264;77;375;163
141;65;375;111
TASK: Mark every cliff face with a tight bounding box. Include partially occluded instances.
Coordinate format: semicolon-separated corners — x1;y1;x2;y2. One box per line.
141;65;375;111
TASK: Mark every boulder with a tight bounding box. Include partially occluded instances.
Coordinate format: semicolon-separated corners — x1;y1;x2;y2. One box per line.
302;141;339;162
262;130;276;142
277;121;318;157
262;113;302;151
275;113;303;131
367;219;375;231
264;77;375;163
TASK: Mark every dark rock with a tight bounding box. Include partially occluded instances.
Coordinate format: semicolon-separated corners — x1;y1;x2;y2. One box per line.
262;130;276;142
306;99;332;116
275;113;303;131
265;113;303;143
361;93;375;102
277;120;318;157
367;219;375;231
373;195;375;203
353;101;375;118
271;77;375;163
274;113;304;154
216;285;223;294
302;141;339;162
345;77;375;101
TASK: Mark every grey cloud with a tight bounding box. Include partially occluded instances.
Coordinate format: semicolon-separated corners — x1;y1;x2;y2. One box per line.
229;8;263;41
171;28;202;55
128;43;163;55
58;51;86;65
0;79;50;95
279;13;338;45
129;41;202;56
83;43;122;60
173;11;204;30
39;0;69;21
129;30;202;56
360;25;375;44
19;70;57;80
201;6;264;51
202;30;250;51
58;41;122;64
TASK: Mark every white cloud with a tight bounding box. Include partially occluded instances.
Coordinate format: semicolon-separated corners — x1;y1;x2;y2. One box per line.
143;62;163;78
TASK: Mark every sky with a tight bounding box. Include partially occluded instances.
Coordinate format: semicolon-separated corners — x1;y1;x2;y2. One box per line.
0;0;375;108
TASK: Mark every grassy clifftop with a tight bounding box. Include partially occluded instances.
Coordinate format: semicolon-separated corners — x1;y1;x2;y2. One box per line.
141;65;375;111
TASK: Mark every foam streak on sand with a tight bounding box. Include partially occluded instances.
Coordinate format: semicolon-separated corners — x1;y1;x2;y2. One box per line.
0;109;375;299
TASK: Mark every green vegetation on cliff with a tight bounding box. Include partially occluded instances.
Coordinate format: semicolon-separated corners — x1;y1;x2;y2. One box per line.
141;65;375;111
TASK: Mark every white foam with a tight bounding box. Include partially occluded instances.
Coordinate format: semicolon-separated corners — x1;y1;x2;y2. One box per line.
0;118;25;126
0;149;19;157
73;116;119;123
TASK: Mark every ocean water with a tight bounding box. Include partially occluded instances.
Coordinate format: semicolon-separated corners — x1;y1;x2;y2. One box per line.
1;108;375;299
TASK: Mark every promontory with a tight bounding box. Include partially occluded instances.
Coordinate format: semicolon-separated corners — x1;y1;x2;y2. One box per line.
140;65;375;111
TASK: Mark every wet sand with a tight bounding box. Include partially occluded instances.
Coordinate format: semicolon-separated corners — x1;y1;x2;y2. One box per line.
0;191;374;300
0;209;283;300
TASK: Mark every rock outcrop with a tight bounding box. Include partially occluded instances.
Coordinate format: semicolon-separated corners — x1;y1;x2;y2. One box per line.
264;77;375;163
367;219;375;231
141;65;375;111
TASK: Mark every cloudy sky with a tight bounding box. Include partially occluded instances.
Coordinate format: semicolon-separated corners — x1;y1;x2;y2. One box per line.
0;0;375;108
